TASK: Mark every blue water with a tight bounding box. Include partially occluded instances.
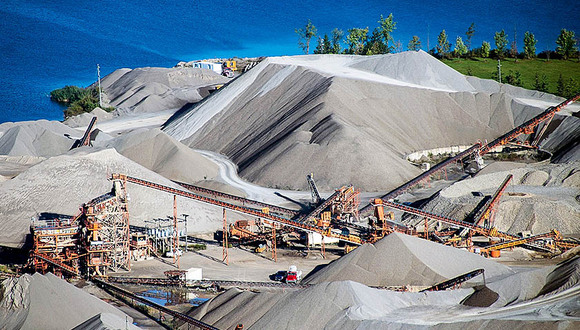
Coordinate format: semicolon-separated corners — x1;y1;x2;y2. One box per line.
1;0;578;123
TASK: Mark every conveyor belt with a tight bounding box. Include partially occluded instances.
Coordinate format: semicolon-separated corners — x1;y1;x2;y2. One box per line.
92;278;217;330
360;93;580;217
381;201;519;240
359;143;482;216
113;174;364;245
174;180;299;217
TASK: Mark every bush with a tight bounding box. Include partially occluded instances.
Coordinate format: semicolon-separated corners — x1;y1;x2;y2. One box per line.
52;85;110;119
50;86;89;104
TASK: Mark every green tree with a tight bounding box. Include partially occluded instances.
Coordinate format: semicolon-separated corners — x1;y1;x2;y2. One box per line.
331;28;343;54
465;23;475;51
364;28;387;55
436;30;451;57
481;41;491;58
50;85;89;104
494;30;508;59
557;74;579;98
314;34;332;54
454;36;468;57
408;36;421;51
533;73;549;92
523;31;537;59
504;71;522;87
555;29;577;59
346;27;369;55
378;13;397;53
295;19;317;54
509;28;518;58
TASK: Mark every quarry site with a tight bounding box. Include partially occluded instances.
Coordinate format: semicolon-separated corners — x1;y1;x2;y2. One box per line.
0;51;579;329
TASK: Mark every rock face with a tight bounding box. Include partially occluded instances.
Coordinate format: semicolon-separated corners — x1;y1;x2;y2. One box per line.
302;232;513;287
99;67;230;115
163;51;577;191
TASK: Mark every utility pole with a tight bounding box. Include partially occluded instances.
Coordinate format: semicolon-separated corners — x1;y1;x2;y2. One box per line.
427;23;430;52
497;59;502;84
181;214;189;252
97;64;103;107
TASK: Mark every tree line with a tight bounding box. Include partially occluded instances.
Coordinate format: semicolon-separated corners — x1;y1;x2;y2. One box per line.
295;15;578;60
295;15;579;97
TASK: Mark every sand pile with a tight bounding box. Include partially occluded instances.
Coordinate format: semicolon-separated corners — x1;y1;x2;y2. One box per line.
0;120;81;157
0;273;131;330
0;148;223;248
104;128;218;183
190;275;580;329
302;232;513;287
63;107;114;128
72;313;141;330
163;52;577;191
413;161;580;234
188;280;471;330
538;256;580;296
99;67;229;115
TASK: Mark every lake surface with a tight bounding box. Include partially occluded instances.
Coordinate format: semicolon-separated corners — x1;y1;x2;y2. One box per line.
1;0;577;123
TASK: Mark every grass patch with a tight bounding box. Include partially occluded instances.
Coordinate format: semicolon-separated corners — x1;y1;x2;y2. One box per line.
442;58;580;96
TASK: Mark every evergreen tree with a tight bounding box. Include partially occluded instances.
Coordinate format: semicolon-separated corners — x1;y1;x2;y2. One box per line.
523;31;537;59
454;36;468;57
346;27;369;55
494;30;508;59
555;29;577;59
364;28;387;55
509;28;518;58
504;71;522;87
295;19;317;54
465;23;475;51
436;30;451;58
481;41;491;58
314;34;332;54
408;36;421;51
378;13;397;53
533;73;549;92
331;28;343;54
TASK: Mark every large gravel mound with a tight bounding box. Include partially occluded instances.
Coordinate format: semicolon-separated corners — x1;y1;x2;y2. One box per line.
302;232;513;287
104;128;218;183
100;67;229;115
189;275;580;329
0;148;223;248
415;161;580;235
163;52;577;191
0;120;80;157
0;273;131;330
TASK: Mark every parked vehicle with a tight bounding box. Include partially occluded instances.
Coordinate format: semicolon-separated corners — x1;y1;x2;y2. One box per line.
285;265;302;284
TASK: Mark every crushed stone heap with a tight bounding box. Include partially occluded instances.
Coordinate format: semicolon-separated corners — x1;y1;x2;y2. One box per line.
0;273;131;330
302;232;514;287
163;51;578;192
99;66;230;115
0;148;222;248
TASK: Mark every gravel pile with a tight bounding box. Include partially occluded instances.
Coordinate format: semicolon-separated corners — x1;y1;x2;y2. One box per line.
0;273;131;330
413;161;580;235
103;128;218;183
163;51;578;192
302;232;513;287
0;120;81;157
99;67;229;115
0;148;223;248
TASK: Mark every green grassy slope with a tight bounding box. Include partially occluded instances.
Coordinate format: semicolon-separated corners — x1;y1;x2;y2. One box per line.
442;58;580;96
